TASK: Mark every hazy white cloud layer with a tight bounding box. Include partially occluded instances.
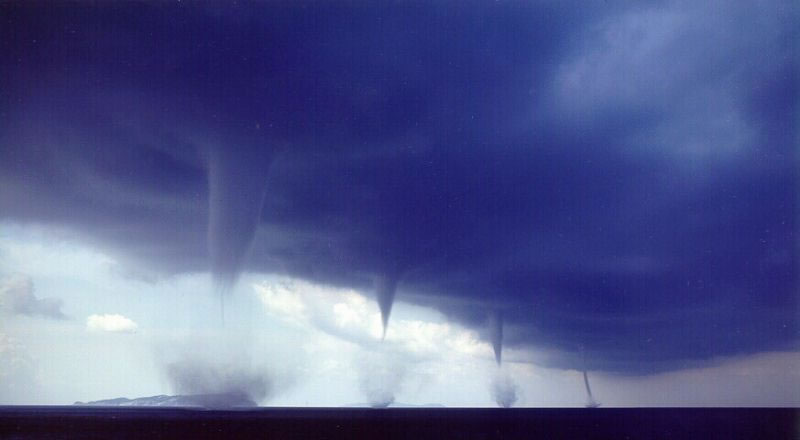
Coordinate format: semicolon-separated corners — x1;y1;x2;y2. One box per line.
254;278;800;407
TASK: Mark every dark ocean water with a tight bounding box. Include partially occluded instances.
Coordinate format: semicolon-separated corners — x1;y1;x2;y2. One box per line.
0;407;796;439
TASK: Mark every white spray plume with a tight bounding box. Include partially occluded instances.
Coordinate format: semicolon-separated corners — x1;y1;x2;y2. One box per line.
491;368;519;408
164;358;270;407
358;349;407;408
155;330;283;407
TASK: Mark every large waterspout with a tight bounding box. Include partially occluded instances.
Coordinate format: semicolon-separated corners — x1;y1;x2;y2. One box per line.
207;146;274;319
583;369;600;408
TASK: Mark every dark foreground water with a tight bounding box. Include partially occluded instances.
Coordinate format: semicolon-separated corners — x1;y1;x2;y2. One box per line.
0;407;796;439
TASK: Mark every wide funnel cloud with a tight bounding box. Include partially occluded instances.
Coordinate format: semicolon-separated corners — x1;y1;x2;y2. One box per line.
207;147;274;292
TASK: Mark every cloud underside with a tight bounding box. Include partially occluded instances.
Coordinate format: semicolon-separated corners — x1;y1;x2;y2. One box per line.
0;2;796;373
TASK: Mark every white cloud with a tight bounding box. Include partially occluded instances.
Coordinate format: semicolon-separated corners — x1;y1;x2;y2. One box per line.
86;314;138;333
254;279;382;341
256;280;307;323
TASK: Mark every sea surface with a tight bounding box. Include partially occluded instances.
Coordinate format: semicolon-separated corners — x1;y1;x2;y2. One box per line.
0;407;796;439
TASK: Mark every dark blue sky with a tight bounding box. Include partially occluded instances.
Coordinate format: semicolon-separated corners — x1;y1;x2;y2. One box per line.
1;1;796;374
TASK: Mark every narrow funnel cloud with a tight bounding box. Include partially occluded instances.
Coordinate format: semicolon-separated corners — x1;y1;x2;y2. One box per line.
488;311;503;365
582;349;601;408
583;369;600;408
207;147;274;293
375;274;399;340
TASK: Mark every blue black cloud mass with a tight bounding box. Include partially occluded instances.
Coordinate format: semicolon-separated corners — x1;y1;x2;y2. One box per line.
1;1;796;373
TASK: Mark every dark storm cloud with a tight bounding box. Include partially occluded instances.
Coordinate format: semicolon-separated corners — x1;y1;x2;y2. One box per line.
0;1;795;373
0;275;66;320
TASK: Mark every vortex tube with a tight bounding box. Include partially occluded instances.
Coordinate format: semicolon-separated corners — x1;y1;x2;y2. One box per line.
488;310;503;366
207;146;274;320
375;274;399;340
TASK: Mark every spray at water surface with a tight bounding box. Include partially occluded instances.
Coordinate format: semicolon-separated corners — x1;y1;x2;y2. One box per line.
358;349;407;408
491;368;519;408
